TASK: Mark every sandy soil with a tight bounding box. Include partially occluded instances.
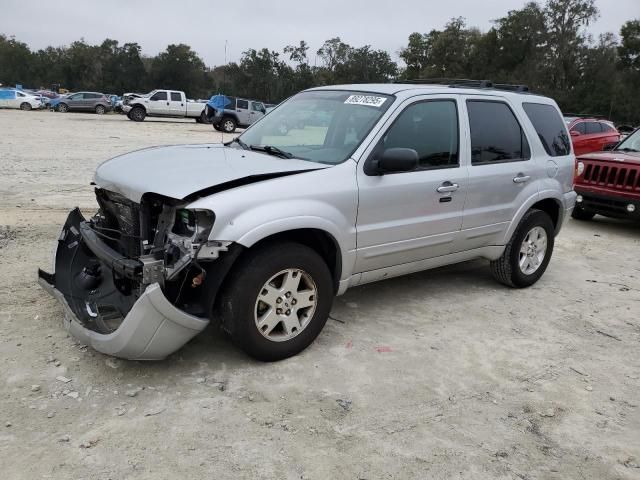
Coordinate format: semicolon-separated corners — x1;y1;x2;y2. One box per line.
1;109;639;480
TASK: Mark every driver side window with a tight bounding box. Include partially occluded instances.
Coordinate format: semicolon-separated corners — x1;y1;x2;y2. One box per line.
378;100;459;170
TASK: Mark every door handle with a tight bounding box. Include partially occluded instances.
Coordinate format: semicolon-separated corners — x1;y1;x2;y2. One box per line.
166;102;170;105
436;182;459;193
513;175;531;184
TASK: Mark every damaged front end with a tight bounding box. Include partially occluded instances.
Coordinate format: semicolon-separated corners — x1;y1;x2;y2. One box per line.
38;189;240;360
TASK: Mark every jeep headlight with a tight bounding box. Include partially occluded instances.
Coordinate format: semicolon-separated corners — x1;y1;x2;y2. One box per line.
576;161;585;176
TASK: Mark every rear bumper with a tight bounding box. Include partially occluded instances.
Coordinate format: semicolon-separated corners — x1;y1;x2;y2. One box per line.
574;188;640;220
37;208;209;360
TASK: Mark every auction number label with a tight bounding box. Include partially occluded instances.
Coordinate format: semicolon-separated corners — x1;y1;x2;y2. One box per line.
344;95;387;107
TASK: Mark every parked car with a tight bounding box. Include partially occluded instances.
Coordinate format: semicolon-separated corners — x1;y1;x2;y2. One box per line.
572;127;640;221
564;115;620;156
616;124;636;140
0;89;44;110
122;90;207;122
204;96;267;132
55;92;112;114
38;81;575;362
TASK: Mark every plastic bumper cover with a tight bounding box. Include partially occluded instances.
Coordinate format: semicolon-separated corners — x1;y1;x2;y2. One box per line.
38;273;209;360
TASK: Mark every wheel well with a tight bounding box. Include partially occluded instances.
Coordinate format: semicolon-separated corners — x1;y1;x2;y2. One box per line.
531;198;560;231
131;104;145;111
249;229;342;293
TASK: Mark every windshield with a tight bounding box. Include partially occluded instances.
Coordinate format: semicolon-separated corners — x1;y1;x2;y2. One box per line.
616;128;640;152
236;90;394;164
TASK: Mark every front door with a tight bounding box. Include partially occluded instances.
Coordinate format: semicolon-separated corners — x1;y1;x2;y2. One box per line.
458;97;539;249
355;96;468;273
147;91;171;115
250;102;265;125
235;99;251;125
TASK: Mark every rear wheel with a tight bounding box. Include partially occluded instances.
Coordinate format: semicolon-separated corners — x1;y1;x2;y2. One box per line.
20;102;32;111
221;116;236;133
490;209;555;288
95;104;106;115
57;103;69;113
129;106;146;122
213;124;222;131
218;242;334;361
571;205;595;221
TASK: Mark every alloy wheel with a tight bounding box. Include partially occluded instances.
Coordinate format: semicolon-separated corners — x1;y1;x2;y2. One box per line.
254;268;318;342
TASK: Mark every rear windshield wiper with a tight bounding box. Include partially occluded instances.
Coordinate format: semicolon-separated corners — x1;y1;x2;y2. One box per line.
615;147;640;153
249;144;295;159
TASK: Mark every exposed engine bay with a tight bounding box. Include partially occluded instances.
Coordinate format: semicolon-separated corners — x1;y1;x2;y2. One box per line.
42;188;232;335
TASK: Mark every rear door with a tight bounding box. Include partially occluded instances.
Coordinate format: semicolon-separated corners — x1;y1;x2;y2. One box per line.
585;121;605;153
459;97;539;249
169;91;185;116
235;99;251;125
355;95;468;272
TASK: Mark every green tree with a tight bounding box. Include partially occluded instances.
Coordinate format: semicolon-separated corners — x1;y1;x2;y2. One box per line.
150;44;207;97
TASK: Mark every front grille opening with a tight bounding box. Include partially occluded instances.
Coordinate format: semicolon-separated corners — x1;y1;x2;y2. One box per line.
608;168;617;185
628;170;637;189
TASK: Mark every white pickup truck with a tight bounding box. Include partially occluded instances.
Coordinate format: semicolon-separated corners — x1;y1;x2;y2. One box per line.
122;89;207;122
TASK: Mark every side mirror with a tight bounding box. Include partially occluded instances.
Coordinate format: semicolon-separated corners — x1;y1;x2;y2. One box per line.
570;130;581;137
375;148;419;174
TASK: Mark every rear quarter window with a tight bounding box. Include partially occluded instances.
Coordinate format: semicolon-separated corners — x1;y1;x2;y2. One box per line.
522;103;571;157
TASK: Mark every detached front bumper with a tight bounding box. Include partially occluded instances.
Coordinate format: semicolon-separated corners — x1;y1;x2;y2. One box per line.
38;208;209;360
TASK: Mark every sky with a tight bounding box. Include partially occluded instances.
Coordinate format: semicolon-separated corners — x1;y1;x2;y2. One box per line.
1;0;638;66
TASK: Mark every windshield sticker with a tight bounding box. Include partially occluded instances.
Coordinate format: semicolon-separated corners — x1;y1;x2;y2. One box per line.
344;95;387;107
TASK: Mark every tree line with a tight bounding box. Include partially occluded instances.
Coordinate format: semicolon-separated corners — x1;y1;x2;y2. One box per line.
0;0;638;124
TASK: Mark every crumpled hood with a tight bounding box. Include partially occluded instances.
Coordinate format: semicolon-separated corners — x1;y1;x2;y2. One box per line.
95;144;327;202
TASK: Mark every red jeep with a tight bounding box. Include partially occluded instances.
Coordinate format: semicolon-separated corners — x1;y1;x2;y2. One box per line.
573;127;640;221
565;116;620;156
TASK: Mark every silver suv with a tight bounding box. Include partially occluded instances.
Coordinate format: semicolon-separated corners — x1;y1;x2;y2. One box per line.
39;81;576;361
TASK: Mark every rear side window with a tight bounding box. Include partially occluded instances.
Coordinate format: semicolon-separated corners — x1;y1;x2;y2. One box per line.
467;101;530;165
380;100;459;169
586;122;602;134
170;92;182;102
601;123;615;132
573;122;587;134
237;99;249;109
522;103;571;157
150;91;167;101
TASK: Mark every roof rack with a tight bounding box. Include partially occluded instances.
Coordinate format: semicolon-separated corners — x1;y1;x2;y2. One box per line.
395;78;530;92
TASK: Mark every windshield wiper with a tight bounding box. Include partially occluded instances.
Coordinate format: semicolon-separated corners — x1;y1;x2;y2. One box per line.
616;147;640;153
228;137;249;150
249;144;295;159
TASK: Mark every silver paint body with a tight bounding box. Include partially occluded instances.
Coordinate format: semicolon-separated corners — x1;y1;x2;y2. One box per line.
95;84;577;297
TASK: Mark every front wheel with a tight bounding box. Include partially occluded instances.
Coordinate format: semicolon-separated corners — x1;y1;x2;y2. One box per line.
220;117;236;133
129;106;146;122
20;102;32;111
218;242;334;361
57;103;69;113
95;104;106;114
490;209;555;288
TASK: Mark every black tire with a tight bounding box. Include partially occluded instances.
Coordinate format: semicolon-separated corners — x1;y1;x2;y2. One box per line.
490;209;555;288
196;111;207;124
57;103;69;113
95;104;106;115
213;123;222;131
130;106;146;122
220;116;236;133
20;102;32;111
218;242;334;361
571;205;595;221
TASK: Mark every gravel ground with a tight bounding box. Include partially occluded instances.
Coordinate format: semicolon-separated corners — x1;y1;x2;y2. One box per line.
1;109;639;480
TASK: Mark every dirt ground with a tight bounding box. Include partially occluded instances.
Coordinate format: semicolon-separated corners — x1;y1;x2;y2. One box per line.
1;109;639;480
